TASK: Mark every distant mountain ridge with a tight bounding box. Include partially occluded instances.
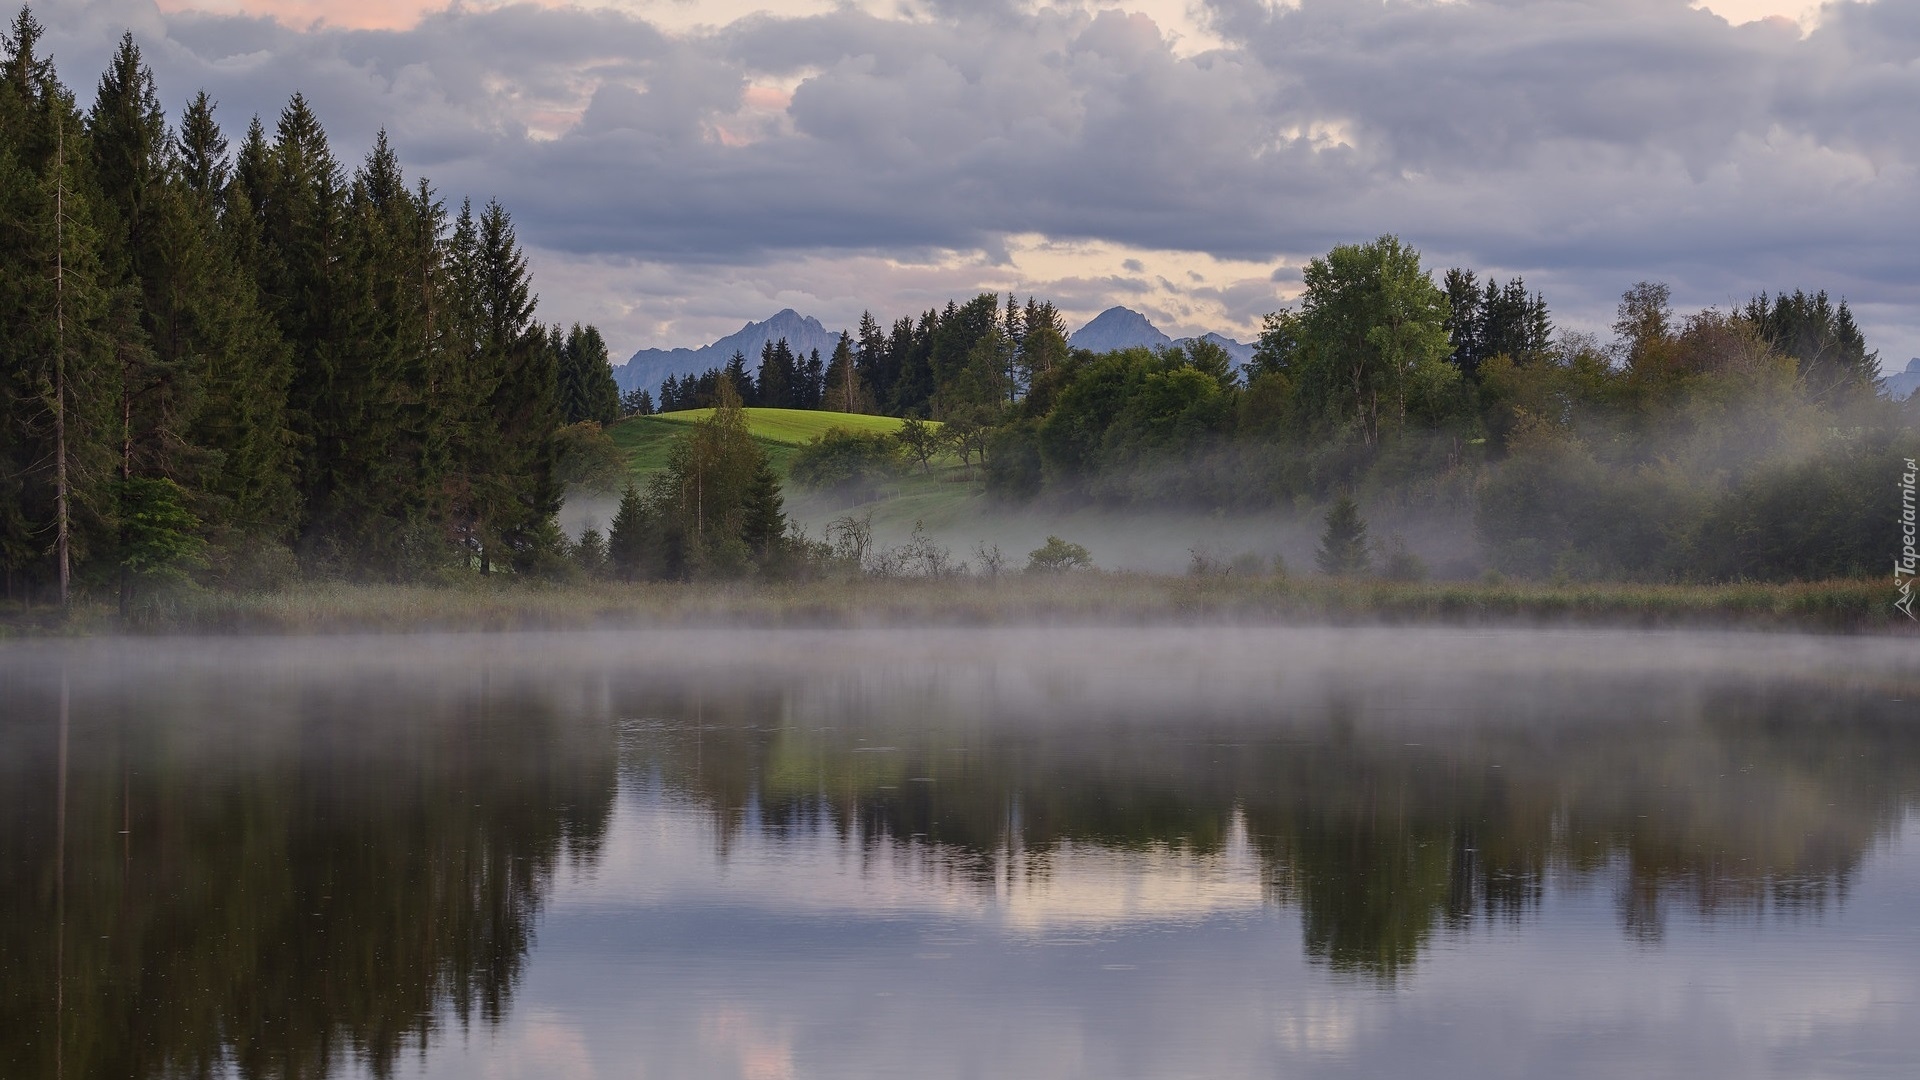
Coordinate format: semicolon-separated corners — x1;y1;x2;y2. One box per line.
615;305;1258;397
1067;306;1255;368
614;309;843;396
1883;358;1920;400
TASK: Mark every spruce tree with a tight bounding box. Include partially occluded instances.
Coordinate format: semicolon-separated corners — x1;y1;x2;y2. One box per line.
855;311;891;409
722;349;753;406
460;198;558;573
558;322;619;425
801;347;823;409
740;455;786;564
820;331;867;413
0;17;119;602
1316;493;1372;577
608;481;647;581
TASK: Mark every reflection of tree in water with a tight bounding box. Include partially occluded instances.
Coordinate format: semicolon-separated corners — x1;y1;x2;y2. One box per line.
616;673;1920;981
0;669;618;1079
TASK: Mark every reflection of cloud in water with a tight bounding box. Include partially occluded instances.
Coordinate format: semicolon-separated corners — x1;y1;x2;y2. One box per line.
562;795;1266;930
395;807;1920;1080
996;826;1265;932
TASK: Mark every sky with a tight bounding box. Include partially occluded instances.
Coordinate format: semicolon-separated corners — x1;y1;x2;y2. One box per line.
33;0;1920;368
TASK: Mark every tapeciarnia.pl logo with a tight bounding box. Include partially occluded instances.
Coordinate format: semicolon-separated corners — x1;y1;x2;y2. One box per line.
1899;457;1918;620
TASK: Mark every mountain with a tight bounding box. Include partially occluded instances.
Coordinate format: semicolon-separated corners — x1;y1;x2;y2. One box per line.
1067;307;1256;369
1068;307;1172;353
1883;358;1920;400
613;309;844;395
1187;331;1257;370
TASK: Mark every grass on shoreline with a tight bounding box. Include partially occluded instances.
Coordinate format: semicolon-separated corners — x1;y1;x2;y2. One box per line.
3;575;1907;637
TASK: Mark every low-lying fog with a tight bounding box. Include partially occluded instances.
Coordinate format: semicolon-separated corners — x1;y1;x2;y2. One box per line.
563;492;1486;577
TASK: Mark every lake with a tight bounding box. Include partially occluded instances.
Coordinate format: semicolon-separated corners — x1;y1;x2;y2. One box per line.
3;627;1918;1079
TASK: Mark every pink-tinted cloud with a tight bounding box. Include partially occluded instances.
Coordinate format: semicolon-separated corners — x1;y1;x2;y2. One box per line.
153;0;452;31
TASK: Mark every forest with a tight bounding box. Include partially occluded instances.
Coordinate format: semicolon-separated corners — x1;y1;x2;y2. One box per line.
0;13;624;607
2;5;1913;613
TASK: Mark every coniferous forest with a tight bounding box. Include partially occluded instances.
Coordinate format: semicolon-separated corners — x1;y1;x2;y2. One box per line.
0;12;622;605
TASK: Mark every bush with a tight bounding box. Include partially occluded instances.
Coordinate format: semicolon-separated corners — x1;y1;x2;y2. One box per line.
555;421;627;493
1027;536;1093;573
1380;534;1428;582
789;427;903;501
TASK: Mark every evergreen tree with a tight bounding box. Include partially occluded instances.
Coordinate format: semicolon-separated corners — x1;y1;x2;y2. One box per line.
820;331;869;413
1741;289;1878;402
889;311;938;416
722;349;754;406
571;523;609;579
756;339;797;408
0;14;119;602
854;310;892;409
1442;268;1483;376
801;347;824;409
620;386;653;416
1481;277;1551;365
463;199;557;573
739;455;786;564
1316;493;1371;577
607;481;647;581
173;91;298;542
555;322;619;425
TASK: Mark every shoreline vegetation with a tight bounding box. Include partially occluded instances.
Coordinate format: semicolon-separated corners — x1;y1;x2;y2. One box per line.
1;575;1904;637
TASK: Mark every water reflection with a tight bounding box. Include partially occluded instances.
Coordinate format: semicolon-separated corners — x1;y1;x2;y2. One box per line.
617;655;1916;977
0;646;618;1078
2;628;1917;1079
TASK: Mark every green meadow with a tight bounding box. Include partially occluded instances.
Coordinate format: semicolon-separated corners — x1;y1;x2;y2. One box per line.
608;408;975;532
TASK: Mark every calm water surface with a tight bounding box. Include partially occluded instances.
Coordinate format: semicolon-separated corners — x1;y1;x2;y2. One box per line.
3;627;1918;1079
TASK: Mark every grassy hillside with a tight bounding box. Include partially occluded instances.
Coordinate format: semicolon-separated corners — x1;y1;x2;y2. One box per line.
610;408;931;477
604;408;976;537
646;407;918;445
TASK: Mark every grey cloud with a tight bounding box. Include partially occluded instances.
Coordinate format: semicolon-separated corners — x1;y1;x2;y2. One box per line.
32;0;1920;361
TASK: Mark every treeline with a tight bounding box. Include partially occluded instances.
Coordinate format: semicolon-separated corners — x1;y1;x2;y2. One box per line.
658;296;1072;428
0;11;621;605
768;237;1904;583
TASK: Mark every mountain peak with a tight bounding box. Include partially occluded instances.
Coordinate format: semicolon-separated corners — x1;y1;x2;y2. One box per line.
1069;307;1173;353
614;310;845;394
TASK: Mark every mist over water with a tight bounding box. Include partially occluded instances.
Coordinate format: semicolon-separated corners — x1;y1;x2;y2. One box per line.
4;628;1919;1079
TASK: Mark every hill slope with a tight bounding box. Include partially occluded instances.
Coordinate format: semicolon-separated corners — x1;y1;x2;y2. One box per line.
609;408;931;480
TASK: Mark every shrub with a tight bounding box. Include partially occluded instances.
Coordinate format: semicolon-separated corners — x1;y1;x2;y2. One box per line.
554;421;627;493
789;427;903;501
1027;536;1093;573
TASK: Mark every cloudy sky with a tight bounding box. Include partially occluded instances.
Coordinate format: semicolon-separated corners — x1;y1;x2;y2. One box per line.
35;0;1919;367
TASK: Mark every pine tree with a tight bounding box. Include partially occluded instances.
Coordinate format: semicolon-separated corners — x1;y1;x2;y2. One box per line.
1316;493;1371;577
